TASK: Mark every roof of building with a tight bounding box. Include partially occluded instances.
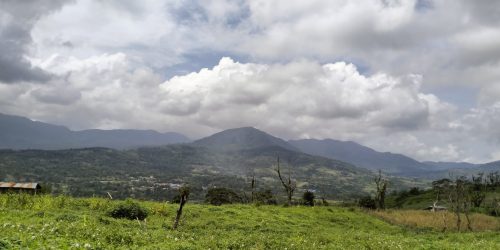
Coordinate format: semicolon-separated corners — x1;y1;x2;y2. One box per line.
0;182;41;189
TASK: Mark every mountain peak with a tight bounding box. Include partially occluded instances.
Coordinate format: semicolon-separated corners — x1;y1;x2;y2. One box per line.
193;127;298;151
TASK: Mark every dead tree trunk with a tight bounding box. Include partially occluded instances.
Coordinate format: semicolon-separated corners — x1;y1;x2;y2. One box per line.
172;186;190;230
251;173;256;203
463;201;473;232
275;156;296;206
374;170;388;210
462;183;473;231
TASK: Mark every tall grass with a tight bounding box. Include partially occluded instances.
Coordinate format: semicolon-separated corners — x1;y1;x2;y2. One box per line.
372;209;500;232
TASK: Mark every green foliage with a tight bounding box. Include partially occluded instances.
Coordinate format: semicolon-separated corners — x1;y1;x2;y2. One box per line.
205;187;241;206
107;199;148;220
408;187;424;196
358;196;376;209
0;239;12;249
302;190;315;206
172;194;181;203
0;146;426;202
254;189;277;205
470;173;487;207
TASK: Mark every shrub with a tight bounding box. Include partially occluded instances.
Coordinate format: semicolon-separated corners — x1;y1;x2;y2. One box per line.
408;187;423;196
107;199;148;220
302;190;315;206
172;194;181;204
358;196;376;209
254;189;277;205
205;187;242;206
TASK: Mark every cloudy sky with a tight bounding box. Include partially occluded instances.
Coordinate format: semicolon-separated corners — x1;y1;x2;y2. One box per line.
1;0;500;163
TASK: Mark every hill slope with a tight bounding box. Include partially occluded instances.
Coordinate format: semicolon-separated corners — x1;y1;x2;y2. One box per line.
0;145;377;200
0;195;498;249
0;126;427;200
424;161;478;171
0;113;189;149
289;139;433;176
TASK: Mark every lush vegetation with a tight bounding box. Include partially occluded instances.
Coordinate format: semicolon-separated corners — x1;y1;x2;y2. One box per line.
386;176;500;215
1;193;499;249
0;146;426;201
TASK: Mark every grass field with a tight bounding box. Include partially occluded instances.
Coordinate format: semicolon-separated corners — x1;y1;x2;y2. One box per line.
372;209;500;232
0;194;499;249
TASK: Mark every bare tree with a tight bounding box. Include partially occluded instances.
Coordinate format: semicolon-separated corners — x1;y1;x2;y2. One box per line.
374;170;388;210
432;178;451;210
172;185;190;230
432;178;452;231
447;176;473;232
275;156;296;206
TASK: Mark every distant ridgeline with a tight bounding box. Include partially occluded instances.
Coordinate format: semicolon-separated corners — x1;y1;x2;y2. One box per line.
0;113;498;201
0;113;190;150
0;127;412;201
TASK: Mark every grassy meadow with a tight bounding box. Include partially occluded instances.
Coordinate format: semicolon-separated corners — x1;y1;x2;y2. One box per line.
372;209;500;232
0;193;499;249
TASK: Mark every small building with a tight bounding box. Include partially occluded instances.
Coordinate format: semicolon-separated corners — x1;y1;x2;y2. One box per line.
0;182;42;194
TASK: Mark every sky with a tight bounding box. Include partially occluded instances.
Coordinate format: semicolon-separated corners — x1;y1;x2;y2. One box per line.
1;0;500;163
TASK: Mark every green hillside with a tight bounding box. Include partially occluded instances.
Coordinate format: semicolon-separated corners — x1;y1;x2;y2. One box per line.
0;146;426;201
0;194;499;249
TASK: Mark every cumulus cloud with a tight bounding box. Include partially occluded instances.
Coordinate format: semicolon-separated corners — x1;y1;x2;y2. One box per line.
159;58;448;136
1;53;470;161
2;0;500;162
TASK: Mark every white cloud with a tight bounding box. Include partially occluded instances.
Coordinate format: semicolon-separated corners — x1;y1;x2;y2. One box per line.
3;52;500;162
159;58;441;133
2;0;500;162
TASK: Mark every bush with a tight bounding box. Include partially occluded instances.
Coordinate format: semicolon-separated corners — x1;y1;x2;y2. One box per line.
408;187;423;196
205;187;241;206
254;189;277;205
302;190;315;206
172;194;181;204
358;196;376;209
107;199;148;220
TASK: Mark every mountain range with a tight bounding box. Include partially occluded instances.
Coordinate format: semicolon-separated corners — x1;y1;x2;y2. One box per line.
288;139;434;177
0;113;497;179
0;113;189;149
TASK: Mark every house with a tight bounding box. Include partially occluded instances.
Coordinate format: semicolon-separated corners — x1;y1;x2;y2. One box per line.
0;182;42;194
